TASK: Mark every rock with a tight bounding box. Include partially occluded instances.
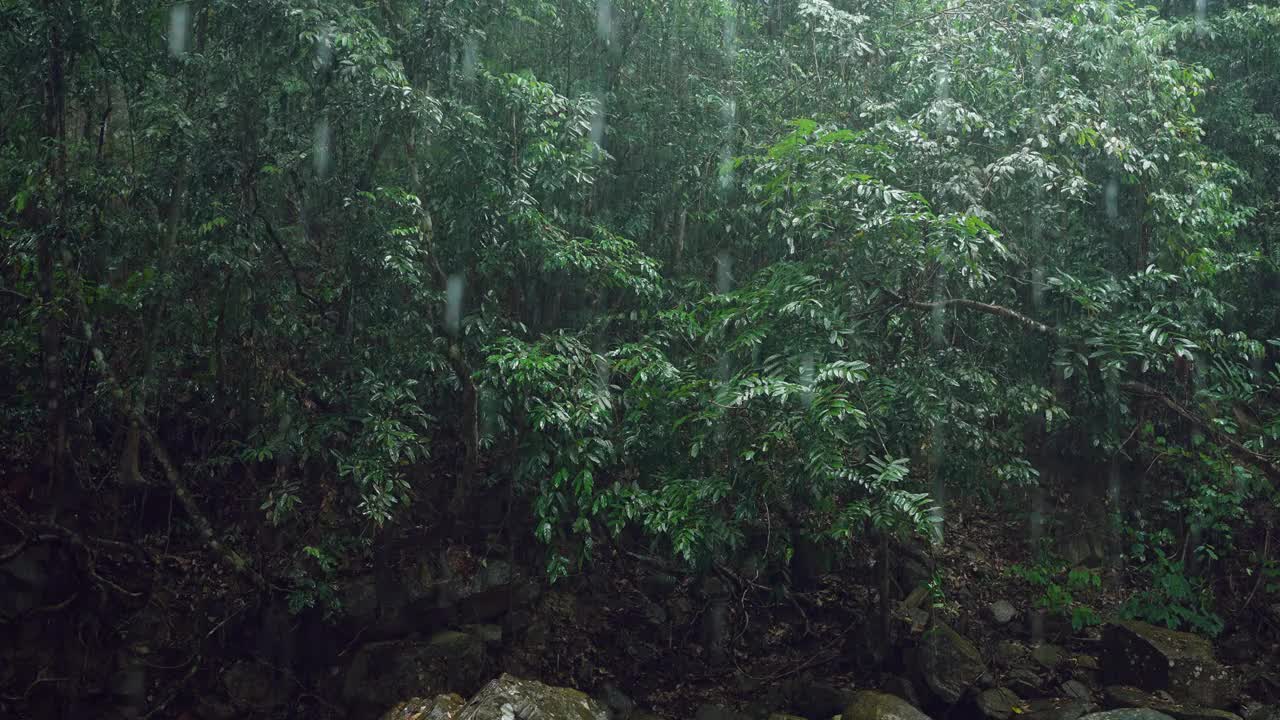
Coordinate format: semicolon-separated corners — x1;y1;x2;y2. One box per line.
342;631;485;713
792;535;836;589
702;593;731;666
918;619;988;704
769;715;808;720
456;674;608;720
1104;686;1244;720
880;676;922;709
793;676;855;717
1059;530;1107;568
1062;680;1091;702
695;705;751;720
464;624;503;648
1023;699;1096;720
193;698;238;720
450;560;520;622
598;683;637;720
1071;655;1101;673
789;679;854;719
977;688;1026;720
896;557;932;596
640;599;668;627
381;694;466;720
994;641;1028;669
640;572;679;596
1101;621;1233;707
989;601;1018;625
890;603;931;643
1005;667;1045;699
340;574;382;624
1079;710;1176;720
843;691;932;720
223;660;288;709
903;586;929;609
1215;633;1256;665
1032;644;1065;671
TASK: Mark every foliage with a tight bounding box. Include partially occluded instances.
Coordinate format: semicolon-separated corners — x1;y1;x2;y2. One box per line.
1121;527;1224;636
1;0;1278;615
1010;557;1104;632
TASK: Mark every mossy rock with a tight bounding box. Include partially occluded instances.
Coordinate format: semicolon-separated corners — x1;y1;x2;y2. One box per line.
843;691;931;720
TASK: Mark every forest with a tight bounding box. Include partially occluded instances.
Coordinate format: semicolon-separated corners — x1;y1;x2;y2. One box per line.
2;0;1279;718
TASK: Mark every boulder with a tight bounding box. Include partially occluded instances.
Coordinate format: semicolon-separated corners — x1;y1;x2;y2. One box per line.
598;683;636;720
456;674;609;720
977;688;1026;720
896;557;932;597
464;624;503;648
918;620;988;704
993;641;1028;669
695;705;751;720
1032;644;1065;672
1059;530;1107;568
843;691;932;720
223;660;288;710
1071;654;1102;673
1023;699;1096;720
442;560;522;622
1078;711;1176;720
880;676;922;709
381;694;466;720
343;631;485;713
789;679;854;719
1104;686;1244;720
1101;621;1232;707
1061;680;1092;702
989;601;1018;625
1005;667;1045;699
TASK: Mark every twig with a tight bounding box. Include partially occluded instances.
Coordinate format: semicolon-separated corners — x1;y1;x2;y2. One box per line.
1236;526;1272;620
140;658;200;720
0;286;31;303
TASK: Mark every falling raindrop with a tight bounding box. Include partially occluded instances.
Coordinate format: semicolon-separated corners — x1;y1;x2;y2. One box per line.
168;2;190;57
1195;0;1207;37
719;99;737;192
1105;176;1119;220
597;0;614;45
446;274;465;335
715;252;734;294
722;4;738;62
929;301;946;346
313;119;332;178
718;147;735;192
595;356;611;395
314;27;333;71
462;36;479;83
1031;267;1046;310
591;94;607;157
929;423;947;546
798;352;815;408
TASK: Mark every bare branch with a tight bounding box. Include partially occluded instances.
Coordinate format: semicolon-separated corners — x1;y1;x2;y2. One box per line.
885;288;1057;336
1119;381;1280;483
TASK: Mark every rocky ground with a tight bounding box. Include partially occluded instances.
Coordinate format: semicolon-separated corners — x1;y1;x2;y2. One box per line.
3;495;1279;719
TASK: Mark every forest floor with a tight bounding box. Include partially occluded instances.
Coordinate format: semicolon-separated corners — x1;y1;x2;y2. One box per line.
2;488;1278;720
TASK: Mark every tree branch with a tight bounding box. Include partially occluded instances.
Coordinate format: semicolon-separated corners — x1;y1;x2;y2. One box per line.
888;288;1280;482
62;259;266;588
1119;381;1280;483
884;288;1057;336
